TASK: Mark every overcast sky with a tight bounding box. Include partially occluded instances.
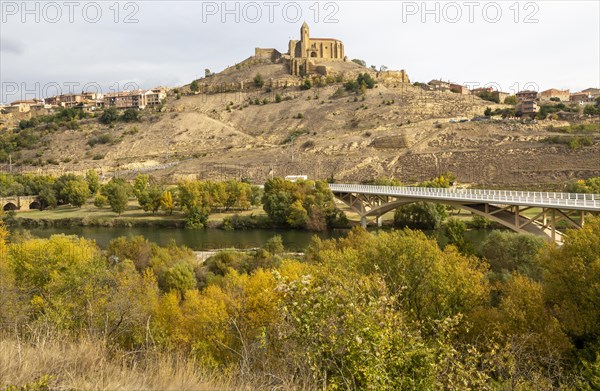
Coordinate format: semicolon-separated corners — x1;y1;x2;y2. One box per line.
1;0;599;103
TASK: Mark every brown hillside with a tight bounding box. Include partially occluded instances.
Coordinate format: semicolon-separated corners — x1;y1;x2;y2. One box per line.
2;61;599;187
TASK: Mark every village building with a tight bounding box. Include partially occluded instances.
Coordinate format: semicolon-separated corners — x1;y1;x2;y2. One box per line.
471;87;494;95
450;83;470;94
43;92;103;108
580;88;600;99
428;79;452;91
570;92;594;104
471;87;509;103
516;100;538;116
516;90;539;102
539;88;570;102
4;99;42;113
103;88;166;110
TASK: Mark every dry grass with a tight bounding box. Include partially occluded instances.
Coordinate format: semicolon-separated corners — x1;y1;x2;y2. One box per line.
0;332;302;391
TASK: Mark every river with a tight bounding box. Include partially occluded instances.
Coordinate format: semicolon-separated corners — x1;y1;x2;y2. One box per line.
18;226;496;252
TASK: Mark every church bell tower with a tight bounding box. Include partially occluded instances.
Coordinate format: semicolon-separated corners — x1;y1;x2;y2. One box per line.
300;21;310;58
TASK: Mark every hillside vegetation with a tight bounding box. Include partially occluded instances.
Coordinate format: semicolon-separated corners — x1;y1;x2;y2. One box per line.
1;213;600;389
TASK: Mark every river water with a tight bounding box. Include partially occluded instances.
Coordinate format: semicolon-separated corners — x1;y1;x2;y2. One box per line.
19;226;495;252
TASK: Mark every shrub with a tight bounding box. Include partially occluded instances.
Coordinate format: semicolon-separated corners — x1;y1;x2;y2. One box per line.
253;73;264;88
99;108;119;124
94;194;108;208
121;109;139;122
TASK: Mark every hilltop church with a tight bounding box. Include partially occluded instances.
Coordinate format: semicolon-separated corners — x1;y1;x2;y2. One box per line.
287;22;346;75
255;22;348;76
253;23;409;83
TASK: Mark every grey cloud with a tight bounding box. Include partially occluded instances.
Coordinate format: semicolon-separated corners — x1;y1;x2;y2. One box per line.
0;38;25;55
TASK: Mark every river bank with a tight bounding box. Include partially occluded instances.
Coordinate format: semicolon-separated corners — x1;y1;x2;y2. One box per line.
3;202;273;229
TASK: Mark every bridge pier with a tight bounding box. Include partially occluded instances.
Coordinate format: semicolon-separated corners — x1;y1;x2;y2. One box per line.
360;216;367;228
376;215;383;227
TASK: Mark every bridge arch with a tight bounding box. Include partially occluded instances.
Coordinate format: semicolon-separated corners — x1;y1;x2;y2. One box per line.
3;202;19;211
29;200;42;210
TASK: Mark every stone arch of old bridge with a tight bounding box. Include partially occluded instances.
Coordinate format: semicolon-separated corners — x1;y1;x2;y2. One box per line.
329;184;600;244
1;196;41;211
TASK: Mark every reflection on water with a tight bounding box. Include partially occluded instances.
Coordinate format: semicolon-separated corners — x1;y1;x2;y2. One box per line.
23;226;343;252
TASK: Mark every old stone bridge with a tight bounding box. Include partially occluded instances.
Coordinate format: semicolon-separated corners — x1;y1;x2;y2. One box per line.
1;196;41;211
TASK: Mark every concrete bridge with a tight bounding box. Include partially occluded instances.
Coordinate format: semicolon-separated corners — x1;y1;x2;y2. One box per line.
1;196;41;211
329;184;600;243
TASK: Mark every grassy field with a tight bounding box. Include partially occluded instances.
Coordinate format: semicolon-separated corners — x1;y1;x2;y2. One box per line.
11;199;267;227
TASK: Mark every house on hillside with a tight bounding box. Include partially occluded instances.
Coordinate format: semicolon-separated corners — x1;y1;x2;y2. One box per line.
570;92;594;104
450;83;470;94
581;88;600;99
516;90;538;102
516;100;538;116
539;88;570;102
5;99;41;113
428;79;452;91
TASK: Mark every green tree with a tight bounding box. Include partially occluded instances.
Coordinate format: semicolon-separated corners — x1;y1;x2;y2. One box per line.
190;80;199;92
184;205;209;229
351;58;367;67
536;217;600;358
105;181;130;215
444;217;471;253
85;170;100;194
133;174;163;213
38;185;58;209
479;231;546;279
286;199;308;228
357;72;376;89
99;107;119;124
61;177;91;207
394;202;447;230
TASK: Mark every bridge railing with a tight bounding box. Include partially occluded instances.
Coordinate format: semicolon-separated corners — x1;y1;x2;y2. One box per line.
328;184;600;209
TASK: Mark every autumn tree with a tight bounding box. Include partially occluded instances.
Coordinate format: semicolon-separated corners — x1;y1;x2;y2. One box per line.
160;190;175;214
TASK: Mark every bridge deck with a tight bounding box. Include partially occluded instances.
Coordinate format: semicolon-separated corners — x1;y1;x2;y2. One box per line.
329;184;600;212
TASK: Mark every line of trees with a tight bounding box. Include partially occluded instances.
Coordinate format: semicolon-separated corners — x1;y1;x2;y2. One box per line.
1;213;599;389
